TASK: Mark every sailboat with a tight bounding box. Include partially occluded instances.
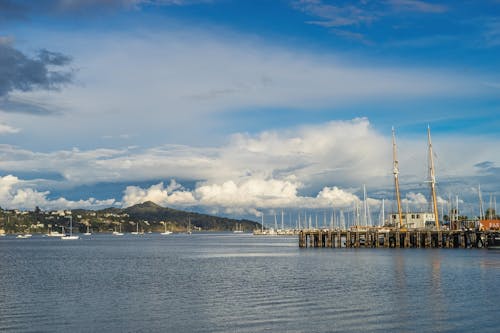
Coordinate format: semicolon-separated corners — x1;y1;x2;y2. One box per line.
112;223;124;236
84;223;91;236
16;232;32;239
187;217;192;235
233;223;243;233
46;225;64;237
16;216;32;238
131;221;143;235
61;216;79;240
161;221;172;235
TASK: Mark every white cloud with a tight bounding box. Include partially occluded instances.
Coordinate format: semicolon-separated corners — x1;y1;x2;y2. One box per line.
0;122;20;134
0;175;116;210
0;118;498;214
122;180;195;207
120;177;362;215
5;26;489;150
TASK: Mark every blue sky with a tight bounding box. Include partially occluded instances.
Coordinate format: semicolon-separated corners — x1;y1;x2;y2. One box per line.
0;0;499;219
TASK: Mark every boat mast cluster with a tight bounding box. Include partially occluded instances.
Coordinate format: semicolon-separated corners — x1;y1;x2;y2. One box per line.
392;126;440;230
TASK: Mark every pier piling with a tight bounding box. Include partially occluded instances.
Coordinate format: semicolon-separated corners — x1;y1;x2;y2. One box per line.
298;229;497;249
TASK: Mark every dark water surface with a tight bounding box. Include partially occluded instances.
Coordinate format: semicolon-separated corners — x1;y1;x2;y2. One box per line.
1;233;499;332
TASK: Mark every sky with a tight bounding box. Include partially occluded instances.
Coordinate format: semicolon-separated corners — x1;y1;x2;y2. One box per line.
0;0;499;220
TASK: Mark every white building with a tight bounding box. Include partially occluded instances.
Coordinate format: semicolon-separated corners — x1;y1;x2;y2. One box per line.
389;212;436;229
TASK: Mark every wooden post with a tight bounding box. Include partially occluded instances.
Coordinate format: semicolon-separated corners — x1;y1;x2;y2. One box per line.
404;232;410;248
299;231;305;248
426;231;431;248
460;232;465;248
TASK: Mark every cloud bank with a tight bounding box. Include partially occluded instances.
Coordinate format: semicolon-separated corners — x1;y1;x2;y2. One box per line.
0;118;498;218
6;25;490;151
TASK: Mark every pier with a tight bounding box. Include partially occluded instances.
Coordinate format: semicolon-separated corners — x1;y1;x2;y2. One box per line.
298;229;498;249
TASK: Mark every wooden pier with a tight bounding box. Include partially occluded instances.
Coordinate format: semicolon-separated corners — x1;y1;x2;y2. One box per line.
298;229;498;249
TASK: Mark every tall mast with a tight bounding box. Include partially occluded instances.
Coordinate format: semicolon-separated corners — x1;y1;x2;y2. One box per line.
493;196;498;219
478;185;484;220
489;194;493;220
261;213;264;232
392;127;403;229
363;184;368;227
427;126;440;230
381;198;385;226
281;209;284;230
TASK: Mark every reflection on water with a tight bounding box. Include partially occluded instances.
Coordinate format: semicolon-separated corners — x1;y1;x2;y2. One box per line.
0;234;499;332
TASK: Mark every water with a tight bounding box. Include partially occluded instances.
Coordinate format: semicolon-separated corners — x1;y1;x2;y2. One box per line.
1;233;499;332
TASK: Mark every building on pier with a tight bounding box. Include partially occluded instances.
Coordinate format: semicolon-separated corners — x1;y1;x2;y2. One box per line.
388;212;436;229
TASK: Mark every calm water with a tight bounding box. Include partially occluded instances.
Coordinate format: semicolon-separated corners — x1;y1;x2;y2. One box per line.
1;233;499;332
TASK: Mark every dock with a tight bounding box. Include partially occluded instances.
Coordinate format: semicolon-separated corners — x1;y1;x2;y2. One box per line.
298;229;498;249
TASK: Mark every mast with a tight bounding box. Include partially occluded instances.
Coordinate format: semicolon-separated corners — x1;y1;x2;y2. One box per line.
69;215;73;236
281;210;284;230
427;126;440;230
340;209;345;229
381;198;385;226
330;209;334;230
495;196;498;219
489;194;493;220
363;184;368;227
478;185;484;220
392;127;403;228
261;213;264;232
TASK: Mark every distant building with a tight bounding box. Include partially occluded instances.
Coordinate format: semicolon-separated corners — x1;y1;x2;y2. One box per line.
389;212;436;229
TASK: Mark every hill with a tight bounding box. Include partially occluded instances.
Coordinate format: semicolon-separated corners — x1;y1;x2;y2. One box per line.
104;201;259;232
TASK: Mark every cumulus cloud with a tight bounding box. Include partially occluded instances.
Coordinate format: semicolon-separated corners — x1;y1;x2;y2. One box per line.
0;118;390;189
122;180;195;207
1;117;499;214
0;175;116;210
120;177;362;215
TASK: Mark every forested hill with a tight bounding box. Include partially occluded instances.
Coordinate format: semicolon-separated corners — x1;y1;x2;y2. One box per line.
96;201;260;232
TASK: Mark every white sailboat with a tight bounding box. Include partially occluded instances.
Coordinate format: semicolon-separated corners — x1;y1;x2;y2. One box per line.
131;221;143;235
233;223;243;233
61;216;79;240
161;221;172;235
17;220;32;238
46;225;64;237
112;223;124;236
83;223;91;236
187;217;192;234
